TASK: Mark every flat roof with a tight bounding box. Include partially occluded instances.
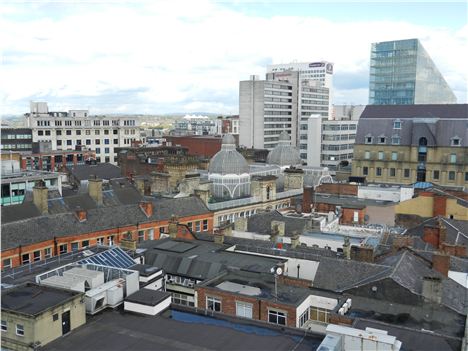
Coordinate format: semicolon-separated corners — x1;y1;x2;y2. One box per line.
125;289;171;306
1;283;82;316
43;309;323;351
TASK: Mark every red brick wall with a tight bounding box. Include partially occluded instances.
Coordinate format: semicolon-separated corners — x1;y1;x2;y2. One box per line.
316;183;358;196
328;314;353;326
432;253;450;276
278;275;311;288
440;243;467;257
165;136;222;158
422;226;440;248
1;213;213;269
197;286;297;327
433;195;447;217
340;208;365;225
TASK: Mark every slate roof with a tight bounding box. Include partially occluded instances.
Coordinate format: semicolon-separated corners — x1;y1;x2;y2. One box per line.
1;186;144;223
68;163;122;181
314;249;466;314
405;217;468;247
247;210;309;236
355;104;468;147
1;197;211;251
141;238;284;281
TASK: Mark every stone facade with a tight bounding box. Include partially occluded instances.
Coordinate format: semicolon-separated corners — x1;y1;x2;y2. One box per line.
352;144;468;187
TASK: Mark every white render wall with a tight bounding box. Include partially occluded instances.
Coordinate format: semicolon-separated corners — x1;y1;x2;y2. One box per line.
239;78;266;149
306;115;322;167
358;185;414;202
124;296;171;316
26;113;141;164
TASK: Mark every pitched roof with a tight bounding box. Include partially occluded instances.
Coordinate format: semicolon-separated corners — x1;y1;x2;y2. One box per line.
247;211;309;236
68;163;122;181
360;104;468;120
405;217;468;247
1;196;211;251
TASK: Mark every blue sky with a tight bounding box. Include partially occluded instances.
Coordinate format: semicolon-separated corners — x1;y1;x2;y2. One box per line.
1;0;467;115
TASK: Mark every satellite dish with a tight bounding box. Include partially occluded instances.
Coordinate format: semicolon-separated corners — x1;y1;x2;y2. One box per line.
275;266;283;275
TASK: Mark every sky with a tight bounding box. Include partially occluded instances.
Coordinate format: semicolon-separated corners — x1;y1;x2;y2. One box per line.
1;0;467;115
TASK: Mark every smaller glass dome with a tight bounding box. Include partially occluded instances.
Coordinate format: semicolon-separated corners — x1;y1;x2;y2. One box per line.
266;131;302;167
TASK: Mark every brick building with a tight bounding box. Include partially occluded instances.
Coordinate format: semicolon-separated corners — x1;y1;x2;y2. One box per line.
1;179;213;269
196;270;339;328
164;135;222;158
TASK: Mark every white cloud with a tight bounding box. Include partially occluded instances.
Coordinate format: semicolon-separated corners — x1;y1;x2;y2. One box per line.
1;1;466;115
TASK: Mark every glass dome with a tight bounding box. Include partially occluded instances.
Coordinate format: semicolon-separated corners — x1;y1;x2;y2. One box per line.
208;134;251;200
266;131;302;167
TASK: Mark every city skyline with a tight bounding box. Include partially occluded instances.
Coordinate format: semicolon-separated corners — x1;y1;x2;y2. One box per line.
1;0;467;115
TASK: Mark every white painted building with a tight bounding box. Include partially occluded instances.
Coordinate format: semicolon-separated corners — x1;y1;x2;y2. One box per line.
26;102;141;164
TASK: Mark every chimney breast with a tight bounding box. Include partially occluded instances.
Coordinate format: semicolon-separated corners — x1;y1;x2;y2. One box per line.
33;181;48;214
88;177;103;205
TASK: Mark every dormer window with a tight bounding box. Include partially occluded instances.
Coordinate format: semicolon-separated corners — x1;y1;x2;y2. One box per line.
365;135;373;144
378;136;386;144
451;137;461;146
391;135;400;145
393;120;401;129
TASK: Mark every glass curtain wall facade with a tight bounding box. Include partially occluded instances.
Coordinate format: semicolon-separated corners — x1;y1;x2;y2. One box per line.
369;39;456;105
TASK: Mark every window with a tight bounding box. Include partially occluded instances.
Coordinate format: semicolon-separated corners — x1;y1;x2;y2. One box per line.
449;171;456;181
56;130;62;136
138;230;145;243
363;167;368;176
53;314;59;321
76;130;81;135
310;307;329;323
104;139;109;144
207;296;221;312
187;222;193;231
22;253;30;264
82;240;89;248
195;221;201;232
1;320;6;332
378;136;386;144
3;258;12;269
378;151;384;160
104;130;109;135
268;309;286;325
465;172;468;182
96;237;104;245
393;120;401;129
107;236;115;246
38;130;44;136
67;140;72;146
104;148;110;154
59;244;68;254
113;129;118;134
202;219;208;232
451;137;461;146
33;250;41;262
45;130;51;136
113;139;118;145
95;139;100;145
71;242;79;251
44;247;52;259
299;309;310;327
389;168;396;177
236;302;253;319
391;152;398;161
450;154;457;163
172;293;195;307
105;156;110;163
365;135;373;144
364;151;370;159
404;169;410;178
433;170;440;180
96;148;101;154
86;139;91;145
66;130;72;135
16;324;24;336
376;167;382;176
85;130;91;135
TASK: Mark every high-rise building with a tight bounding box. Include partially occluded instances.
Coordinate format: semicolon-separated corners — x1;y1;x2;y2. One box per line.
369;39;456;105
25;102;141;164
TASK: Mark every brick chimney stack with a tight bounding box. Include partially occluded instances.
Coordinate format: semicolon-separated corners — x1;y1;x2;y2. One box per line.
303;186;314;214
432;252;450;277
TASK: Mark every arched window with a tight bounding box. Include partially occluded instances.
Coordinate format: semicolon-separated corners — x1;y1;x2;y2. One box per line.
266;186;271;200
419;137;427;146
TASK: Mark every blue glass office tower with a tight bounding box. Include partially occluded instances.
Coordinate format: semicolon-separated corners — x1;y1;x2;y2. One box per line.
369;39;456;105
